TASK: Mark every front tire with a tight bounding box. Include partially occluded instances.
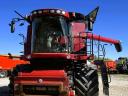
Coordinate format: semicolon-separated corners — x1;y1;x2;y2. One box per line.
75;64;99;96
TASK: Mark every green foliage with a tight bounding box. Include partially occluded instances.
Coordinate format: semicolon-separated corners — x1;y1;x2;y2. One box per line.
94;55;111;60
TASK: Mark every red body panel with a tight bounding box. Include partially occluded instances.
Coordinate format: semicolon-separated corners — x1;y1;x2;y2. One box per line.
18;70;66;77
16;70;68;85
71;22;86;52
31;53;93;60
0;55;28;70
14;70;69;95
31;53;75;59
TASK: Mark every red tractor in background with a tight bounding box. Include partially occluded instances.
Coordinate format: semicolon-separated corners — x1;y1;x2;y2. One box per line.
8;7;122;96
0;54;28;78
104;60;117;73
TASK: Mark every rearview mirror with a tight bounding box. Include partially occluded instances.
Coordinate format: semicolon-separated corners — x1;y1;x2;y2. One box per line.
9;20;15;33
88;19;93;31
114;42;122;52
85;7;99;31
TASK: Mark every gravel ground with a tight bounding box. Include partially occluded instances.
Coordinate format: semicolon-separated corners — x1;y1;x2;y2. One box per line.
99;74;128;96
0;74;128;96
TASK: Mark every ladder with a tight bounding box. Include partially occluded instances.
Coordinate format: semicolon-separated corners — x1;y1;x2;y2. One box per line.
86;32;93;56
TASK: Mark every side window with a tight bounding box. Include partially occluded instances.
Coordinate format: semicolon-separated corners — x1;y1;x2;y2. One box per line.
71;22;86;53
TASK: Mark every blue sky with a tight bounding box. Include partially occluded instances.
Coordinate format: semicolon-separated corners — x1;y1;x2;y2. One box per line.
0;0;128;60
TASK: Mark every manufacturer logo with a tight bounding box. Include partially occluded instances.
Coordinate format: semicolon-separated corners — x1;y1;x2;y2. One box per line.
38;79;43;83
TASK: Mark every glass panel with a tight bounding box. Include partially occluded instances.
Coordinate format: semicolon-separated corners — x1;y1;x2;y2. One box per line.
31;16;69;53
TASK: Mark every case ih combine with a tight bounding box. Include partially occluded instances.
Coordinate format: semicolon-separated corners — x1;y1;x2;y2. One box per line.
8;7;122;96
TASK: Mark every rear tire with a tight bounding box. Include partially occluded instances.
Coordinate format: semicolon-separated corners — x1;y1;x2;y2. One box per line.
0;70;7;78
75;64;99;96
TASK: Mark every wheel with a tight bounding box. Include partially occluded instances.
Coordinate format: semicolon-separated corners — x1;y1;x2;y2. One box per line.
75;64;99;96
0;70;7;78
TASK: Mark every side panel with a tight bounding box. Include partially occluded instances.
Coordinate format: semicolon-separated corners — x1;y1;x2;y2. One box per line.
14;70;70;96
71;22;86;53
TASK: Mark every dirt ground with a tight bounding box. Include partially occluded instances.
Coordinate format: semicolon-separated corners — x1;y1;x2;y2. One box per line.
99;74;128;96
0;74;128;96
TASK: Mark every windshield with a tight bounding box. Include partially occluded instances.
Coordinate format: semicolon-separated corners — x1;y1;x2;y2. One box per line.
31;16;69;53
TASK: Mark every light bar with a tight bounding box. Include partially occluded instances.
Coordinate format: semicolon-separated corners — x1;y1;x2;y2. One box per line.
32;9;66;16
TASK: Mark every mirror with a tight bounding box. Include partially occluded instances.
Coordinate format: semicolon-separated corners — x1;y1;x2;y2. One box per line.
114;42;122;52
85;7;99;31
10;20;15;33
88;19;93;31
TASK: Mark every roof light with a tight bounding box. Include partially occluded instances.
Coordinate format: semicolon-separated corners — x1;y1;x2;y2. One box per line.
33;11;37;15
56;10;61;14
62;11;66;14
43;10;49;13
50;10;55;13
38;10;42;14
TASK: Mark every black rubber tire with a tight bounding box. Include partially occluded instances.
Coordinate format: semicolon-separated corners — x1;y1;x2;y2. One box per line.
75;64;99;96
0;70;7;78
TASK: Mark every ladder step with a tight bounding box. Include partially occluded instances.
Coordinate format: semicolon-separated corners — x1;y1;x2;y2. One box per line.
87;52;91;53
87;53;92;54
99;55;104;56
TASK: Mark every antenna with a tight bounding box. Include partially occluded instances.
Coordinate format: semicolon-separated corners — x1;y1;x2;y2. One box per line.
14;10;30;23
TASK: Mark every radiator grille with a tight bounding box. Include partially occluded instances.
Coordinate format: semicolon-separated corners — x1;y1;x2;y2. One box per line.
23;85;60;95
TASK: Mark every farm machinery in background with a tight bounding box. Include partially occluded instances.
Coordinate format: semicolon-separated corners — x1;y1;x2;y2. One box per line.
8;7;122;96
0;54;28;78
116;57;128;73
104;60;117;73
103;58;128;74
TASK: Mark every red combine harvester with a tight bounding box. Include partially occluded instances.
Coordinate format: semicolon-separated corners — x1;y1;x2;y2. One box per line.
8;7;122;96
0;54;28;78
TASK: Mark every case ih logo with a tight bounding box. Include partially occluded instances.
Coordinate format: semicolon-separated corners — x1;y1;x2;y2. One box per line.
38;79;43;83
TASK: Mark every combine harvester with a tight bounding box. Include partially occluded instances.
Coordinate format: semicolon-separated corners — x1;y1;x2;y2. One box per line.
8;7;122;96
0;54;28;78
